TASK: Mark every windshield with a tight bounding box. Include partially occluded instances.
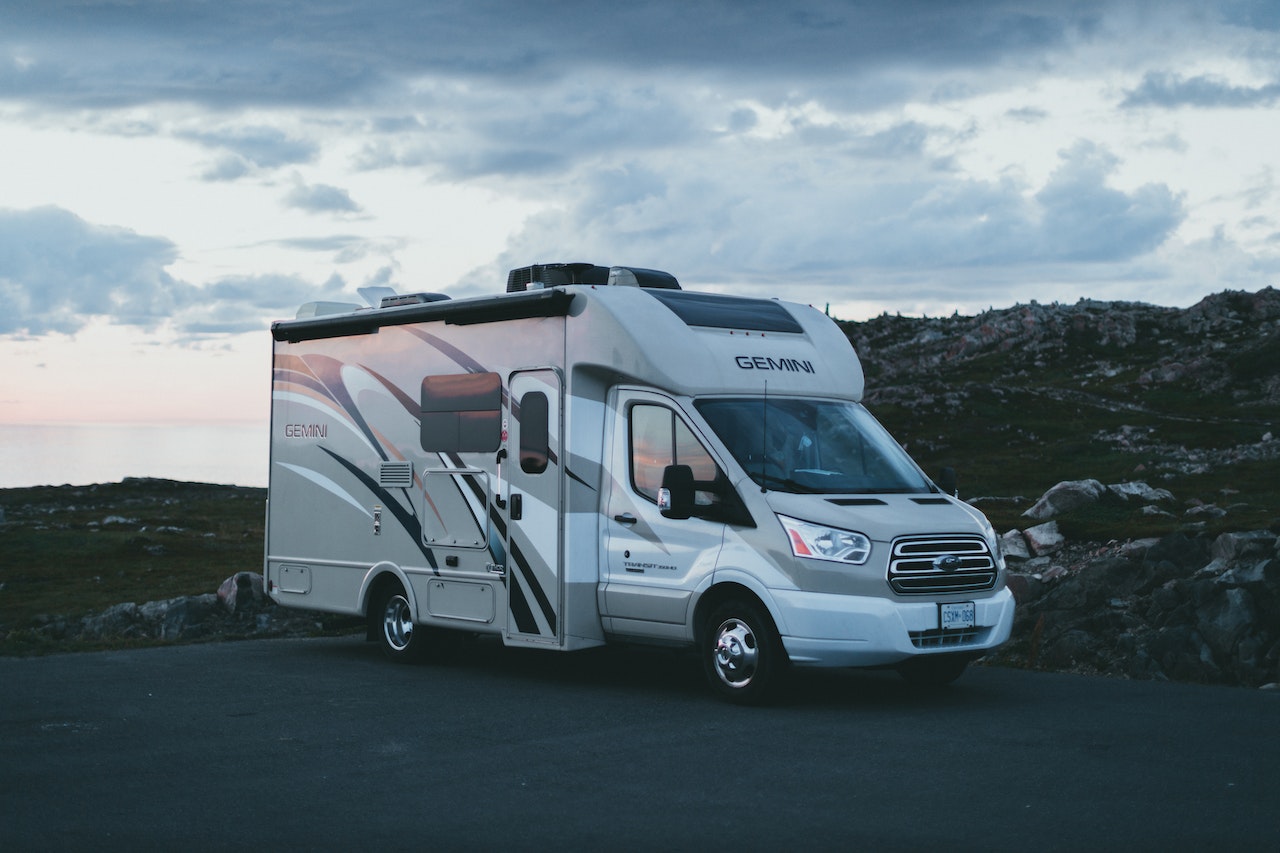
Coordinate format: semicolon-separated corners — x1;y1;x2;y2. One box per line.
695;397;932;495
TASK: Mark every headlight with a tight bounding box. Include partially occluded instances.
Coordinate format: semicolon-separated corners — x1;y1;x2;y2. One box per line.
778;515;871;565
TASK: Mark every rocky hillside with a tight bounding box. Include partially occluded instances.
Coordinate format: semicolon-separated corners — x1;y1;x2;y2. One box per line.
841;287;1280;536
841;288;1280;688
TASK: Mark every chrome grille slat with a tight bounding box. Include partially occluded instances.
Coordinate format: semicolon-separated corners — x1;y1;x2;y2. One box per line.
888;535;997;595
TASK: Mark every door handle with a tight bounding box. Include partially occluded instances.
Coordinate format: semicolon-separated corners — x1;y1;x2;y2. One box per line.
613;513;637;524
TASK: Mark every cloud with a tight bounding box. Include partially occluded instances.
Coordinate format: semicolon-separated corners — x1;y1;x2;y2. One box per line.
1033;141;1184;261
0;207;352;337
178;126;319;178
0;206;189;335
182;273;350;334
0;1;1119;112
284;181;362;214
1121;72;1280;108
0;0;1273;335
479;139;1184;308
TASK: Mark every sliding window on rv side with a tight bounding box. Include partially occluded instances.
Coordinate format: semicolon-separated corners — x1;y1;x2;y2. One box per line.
420;372;502;453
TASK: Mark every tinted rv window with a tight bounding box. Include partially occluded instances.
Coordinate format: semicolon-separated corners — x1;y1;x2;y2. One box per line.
646;290;803;333
629;404;718;503
420;372;502;453
519;391;549;474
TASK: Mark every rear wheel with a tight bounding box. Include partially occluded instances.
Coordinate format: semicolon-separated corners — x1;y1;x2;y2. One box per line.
701;598;785;705
375;586;428;663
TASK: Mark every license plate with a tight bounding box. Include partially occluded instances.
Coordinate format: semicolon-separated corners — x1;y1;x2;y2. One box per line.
940;601;976;630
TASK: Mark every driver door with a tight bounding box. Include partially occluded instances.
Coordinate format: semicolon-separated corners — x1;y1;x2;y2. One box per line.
601;389;726;633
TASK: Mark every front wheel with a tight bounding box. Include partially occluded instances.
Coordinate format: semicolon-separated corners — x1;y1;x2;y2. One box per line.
376;588;428;663
701;598;786;705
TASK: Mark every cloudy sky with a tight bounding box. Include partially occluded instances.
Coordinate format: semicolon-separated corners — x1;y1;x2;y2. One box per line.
2;0;1279;426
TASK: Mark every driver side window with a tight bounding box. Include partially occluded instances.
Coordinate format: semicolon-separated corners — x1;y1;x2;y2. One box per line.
629;404;718;504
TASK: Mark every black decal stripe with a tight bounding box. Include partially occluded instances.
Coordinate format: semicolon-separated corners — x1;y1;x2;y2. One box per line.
318;447;438;570
566;467;595;491
510;539;557;635
508;575;538;635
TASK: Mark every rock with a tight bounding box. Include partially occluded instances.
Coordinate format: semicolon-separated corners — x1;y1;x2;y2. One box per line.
1119;538;1161;559
1107;482;1174;504
217;571;267;614
1143;534;1211;573
1215;561;1268;589
1004;572;1046;604
1001;529;1032;561
1023;479;1106;520
1211;531;1277;563
1197;587;1257;660
1023;521;1065;556
81;602;143;639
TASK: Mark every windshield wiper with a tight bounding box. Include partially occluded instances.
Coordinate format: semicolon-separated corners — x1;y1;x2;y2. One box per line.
750;472;823;494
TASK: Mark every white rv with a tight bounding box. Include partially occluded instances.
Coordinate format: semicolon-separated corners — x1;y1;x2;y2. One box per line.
265;263;1014;703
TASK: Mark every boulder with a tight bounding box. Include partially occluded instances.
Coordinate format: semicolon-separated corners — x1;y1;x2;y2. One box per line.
1001;529;1032;561
1197;587;1257;660
1023;521;1065;556
1023;479;1105;520
217;571;267;614
1107;482;1174;504
1211;531;1277;563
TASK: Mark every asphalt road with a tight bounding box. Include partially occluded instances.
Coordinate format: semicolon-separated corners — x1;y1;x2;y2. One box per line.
2;636;1277;851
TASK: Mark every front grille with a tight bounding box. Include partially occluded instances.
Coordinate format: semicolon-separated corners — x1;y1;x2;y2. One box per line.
888;535;997;595
910;626;992;649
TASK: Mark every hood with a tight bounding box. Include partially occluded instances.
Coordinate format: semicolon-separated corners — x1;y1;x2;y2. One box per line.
758;489;993;543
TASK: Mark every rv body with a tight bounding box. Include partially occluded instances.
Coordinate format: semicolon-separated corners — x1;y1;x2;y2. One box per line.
265;263;1014;701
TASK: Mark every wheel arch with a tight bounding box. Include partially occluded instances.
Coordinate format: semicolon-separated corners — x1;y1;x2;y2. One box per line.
360;563;417;641
692;580;784;652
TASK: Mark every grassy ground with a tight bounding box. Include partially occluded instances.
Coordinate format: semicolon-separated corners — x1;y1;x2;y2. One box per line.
0;479;266;653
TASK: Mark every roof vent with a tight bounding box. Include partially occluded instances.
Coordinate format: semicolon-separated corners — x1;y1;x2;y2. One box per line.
507;263;679;292
380;292;451;308
295;301;363;318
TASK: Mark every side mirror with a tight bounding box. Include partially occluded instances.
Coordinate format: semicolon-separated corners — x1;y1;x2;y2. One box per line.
659;464;695;519
937;466;958;497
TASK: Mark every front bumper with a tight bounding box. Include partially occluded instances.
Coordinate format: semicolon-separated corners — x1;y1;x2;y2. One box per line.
773;585;1015;668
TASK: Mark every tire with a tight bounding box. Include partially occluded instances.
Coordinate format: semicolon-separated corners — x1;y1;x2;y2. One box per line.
374;586;428;663
897;653;970;687
701;598;786;705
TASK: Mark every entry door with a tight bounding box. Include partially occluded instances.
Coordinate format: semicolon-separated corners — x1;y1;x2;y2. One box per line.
602;389;726;631
504;369;562;644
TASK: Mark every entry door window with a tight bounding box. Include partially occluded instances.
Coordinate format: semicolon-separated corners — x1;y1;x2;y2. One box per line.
629;404;718;503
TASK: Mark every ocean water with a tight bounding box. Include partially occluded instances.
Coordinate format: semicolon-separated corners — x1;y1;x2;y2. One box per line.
0;423;269;489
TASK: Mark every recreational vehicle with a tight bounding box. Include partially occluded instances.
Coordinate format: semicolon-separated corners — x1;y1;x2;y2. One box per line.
265;263;1014;703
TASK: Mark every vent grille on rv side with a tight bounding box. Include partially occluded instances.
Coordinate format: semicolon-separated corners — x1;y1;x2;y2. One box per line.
379;462;414;488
